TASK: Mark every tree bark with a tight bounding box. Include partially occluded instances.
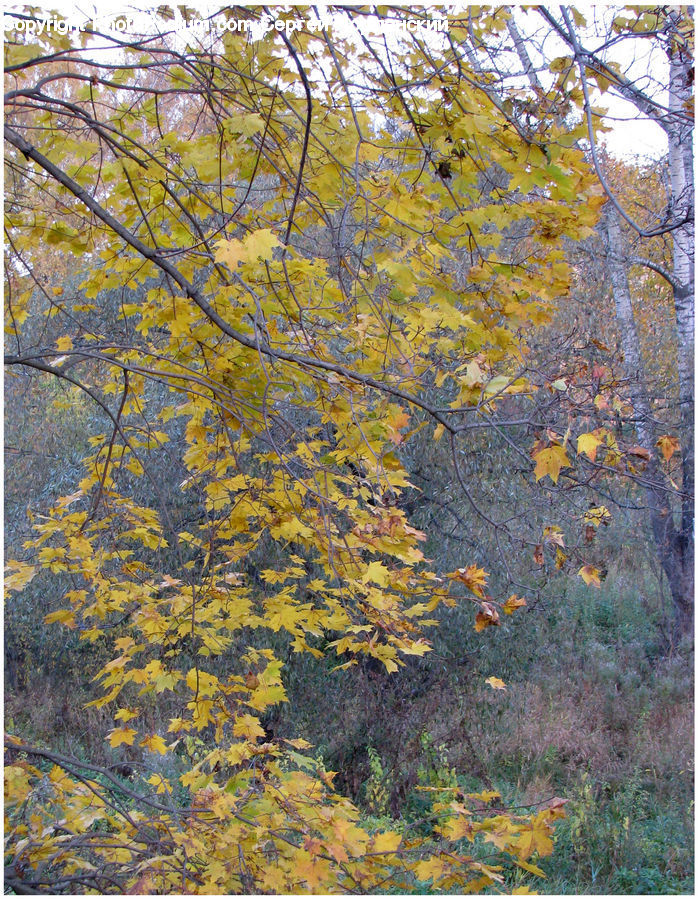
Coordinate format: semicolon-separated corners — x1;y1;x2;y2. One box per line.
603;204;693;637
667;36;695;619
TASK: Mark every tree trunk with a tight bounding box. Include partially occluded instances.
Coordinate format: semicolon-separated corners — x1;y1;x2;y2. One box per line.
603;205;693;637
667;37;695;638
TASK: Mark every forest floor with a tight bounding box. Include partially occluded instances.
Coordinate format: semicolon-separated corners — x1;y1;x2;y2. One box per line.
6;558;693;894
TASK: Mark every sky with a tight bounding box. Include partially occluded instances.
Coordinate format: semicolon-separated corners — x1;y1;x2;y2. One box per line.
3;2;670;159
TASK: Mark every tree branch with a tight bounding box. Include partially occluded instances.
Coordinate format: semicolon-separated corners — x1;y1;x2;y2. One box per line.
4;124;460;433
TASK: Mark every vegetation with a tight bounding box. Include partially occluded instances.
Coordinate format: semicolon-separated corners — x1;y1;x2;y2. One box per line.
4;5;693;895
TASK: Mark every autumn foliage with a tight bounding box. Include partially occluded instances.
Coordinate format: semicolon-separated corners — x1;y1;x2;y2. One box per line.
4;4;689;894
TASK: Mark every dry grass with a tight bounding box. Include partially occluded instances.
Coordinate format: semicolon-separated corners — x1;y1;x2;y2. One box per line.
5;680;112;761
472;655;693;794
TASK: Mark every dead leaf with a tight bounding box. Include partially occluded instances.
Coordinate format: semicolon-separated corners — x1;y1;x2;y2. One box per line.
656;434;680;462
475;601;500;631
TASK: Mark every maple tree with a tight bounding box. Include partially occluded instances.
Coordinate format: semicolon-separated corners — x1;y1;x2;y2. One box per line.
1;4;662;893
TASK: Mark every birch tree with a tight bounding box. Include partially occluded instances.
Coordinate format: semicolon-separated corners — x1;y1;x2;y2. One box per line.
546;6;694;635
462;6;694;634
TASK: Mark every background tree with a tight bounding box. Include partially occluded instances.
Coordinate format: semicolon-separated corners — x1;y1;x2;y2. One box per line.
456;5;693;635
540;7;693;634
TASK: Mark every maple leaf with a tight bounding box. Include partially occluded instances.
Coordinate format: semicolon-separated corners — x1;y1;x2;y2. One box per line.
282;737;313;750
232;714;266;739
438;814;475;841
656;434;680;462
293;850;330;891
515;815;554;860
146;773;172;794
533;445;572;484
140;734;168;754
214;237;245;269
361;560;392;586
578;565;601;588
371;830;402;853
245;228;282;261
214;228;281;270
55;335;73;351
108;727;137;748
469;789;501;803
415;856;447;884
475;602;500;631
576;431;603;461
542;525;564;547
626;445;651;461
583;506;611;528
4;560;37;592
386;407;410;444
485;676;506;690
44;608;76;628
449;564;489;597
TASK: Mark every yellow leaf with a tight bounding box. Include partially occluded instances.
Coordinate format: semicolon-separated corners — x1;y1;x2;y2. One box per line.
485;676;506;690
4;561;36;592
515;858;546;877
44;608;76;628
583;506;610;527
578;565;601;588
533;445;571;484
415;856;447;883
232;713;266;739
168;717;189;733
577;431;602;460
146;773;172;794
4;765;33;805
542;525;564;547
469;789;501;803
292;850;331;891
387;408;410;444
502;594;526;615
371;830;402;853
140;734;168;754
108;727;137;748
515;815;554;859
283;737;313;749
362;560;391;586
246;227;282;261
214;238;246;270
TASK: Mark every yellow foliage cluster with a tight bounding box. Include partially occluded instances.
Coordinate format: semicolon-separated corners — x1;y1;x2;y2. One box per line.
0;4;611;892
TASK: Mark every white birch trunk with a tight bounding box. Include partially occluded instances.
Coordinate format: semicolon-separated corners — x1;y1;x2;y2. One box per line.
604;202;693;635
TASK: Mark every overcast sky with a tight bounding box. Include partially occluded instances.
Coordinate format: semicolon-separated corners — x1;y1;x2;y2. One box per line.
3;1;669;159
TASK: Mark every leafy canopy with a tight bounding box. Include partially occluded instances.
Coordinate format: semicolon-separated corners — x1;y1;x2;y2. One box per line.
4;5;602;893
